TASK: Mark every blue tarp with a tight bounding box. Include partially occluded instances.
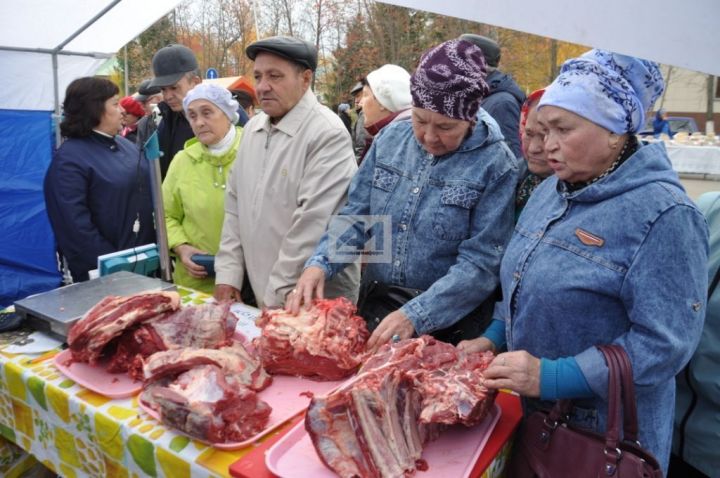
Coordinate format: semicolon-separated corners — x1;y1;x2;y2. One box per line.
0;109;61;307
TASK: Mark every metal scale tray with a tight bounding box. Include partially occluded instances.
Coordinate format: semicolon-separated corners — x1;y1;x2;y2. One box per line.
14;271;175;340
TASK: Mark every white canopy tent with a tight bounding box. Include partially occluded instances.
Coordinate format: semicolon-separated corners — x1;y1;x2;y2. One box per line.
380;0;720;77
0;0;183;306
0;0;183;112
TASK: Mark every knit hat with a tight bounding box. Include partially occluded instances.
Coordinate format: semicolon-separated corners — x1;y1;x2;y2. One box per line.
459;34;501;67
366;64;412;113
410;39;489;122
539;49;664;133
338;103;350;113
182;83;240;124
119;96;145;117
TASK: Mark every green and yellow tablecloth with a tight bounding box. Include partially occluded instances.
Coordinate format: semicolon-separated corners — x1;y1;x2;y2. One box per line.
0;288;261;478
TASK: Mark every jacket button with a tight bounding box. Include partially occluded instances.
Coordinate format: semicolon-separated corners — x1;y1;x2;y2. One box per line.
412;187;420;194
400;223;407;231
513;272;521;281
394;260;401;267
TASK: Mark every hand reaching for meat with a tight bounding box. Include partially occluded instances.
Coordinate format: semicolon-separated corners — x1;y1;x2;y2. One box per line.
214;284;242;303
457;336;497;354
481;350;541;398
286;266;326;314
366;309;415;353
174;244;209;278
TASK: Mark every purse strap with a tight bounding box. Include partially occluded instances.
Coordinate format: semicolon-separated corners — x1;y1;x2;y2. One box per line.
597;345;624;459
597;345;642;451
605;344;639;442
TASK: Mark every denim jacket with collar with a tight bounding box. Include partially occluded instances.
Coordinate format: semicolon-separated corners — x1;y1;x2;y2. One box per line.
307;109;519;333
497;142;708;471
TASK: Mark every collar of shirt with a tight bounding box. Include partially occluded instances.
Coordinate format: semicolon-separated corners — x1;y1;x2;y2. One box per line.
251;88;317;137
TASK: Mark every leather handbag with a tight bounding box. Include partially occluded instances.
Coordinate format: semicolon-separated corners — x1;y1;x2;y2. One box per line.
507;344;663;478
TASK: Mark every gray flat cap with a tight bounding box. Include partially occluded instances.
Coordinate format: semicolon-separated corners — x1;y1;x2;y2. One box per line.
149;44;199;88
136;79;161;102
460;34;501;67
350;81;364;95
246;36;317;71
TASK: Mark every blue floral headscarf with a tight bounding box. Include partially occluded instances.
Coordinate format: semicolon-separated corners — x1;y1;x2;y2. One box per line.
539;49;664;134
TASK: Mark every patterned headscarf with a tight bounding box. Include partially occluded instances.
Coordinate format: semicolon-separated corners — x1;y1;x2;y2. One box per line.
410;39;489;122
520;88;546;135
539;49;664;133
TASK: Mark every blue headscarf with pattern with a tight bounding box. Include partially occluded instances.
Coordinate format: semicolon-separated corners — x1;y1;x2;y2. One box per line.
538;49;664;134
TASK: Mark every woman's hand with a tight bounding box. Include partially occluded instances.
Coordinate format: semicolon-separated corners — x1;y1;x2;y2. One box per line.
457;337;497;354
481;350;541;397
214;284;242;303
174;244;209;278
366;310;415;353
285;266;326;315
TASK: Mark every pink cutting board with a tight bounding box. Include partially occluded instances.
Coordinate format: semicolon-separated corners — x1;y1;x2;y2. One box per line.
266;403;501;478
139;374;343;450
53;348;142;398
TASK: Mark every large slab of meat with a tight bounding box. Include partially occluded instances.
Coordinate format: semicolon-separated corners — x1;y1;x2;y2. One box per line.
254;297;369;380
305;336;497;478
106;302;236;378
140;343;273;443
67;291;180;365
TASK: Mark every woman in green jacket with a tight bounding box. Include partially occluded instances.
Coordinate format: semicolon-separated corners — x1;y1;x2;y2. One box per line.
162;83;242;293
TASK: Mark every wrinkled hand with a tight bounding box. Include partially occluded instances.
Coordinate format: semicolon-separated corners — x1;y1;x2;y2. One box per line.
285;266;326;315
481;350;541;397
366;310;415;353
174;244;209;279
214;284;242;303
457;337;497;354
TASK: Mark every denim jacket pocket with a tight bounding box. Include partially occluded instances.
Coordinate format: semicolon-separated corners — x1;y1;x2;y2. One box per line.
431;184;481;241
372;165;401;192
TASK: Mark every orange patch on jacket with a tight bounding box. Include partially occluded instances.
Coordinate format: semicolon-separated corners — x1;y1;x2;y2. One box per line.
575;228;605;247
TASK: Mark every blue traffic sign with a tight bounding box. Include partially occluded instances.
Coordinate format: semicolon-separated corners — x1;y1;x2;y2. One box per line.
206;68;219;79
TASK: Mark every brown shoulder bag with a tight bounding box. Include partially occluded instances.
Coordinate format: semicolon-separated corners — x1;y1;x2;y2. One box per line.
507;344;664;478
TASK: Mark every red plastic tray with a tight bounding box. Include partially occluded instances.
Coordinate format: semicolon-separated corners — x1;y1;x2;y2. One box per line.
265;403;501;478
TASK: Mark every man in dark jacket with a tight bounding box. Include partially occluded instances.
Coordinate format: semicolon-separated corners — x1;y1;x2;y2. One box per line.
461;34;525;159
136;44;202;178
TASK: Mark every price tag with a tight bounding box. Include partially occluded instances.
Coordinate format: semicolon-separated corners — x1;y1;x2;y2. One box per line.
230;303;261;340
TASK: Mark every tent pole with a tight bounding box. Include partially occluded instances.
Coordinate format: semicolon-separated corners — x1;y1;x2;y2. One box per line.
52;52;61;147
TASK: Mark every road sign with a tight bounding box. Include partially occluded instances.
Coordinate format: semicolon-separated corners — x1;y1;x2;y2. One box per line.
206;68;219;79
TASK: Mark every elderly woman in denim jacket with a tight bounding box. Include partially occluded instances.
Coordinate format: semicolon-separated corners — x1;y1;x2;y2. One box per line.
459;50;708;473
288;39;519;351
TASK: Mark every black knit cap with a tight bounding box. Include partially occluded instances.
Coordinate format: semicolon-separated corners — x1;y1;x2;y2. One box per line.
246;36;317;71
460;34;501;67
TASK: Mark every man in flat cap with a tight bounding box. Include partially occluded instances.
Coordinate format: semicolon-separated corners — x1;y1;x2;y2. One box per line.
214;35;359;308
134;79;162;116
460;34;525;159
136;44;202;178
350;81;366;161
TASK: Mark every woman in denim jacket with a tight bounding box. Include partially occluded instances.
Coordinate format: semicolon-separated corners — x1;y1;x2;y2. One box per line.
289;39;518;350
460;50;708;473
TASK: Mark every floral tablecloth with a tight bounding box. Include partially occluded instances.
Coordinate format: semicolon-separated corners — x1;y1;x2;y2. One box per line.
0;288;264;478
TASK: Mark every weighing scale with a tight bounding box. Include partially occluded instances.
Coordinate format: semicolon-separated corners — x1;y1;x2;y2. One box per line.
14;271;175;341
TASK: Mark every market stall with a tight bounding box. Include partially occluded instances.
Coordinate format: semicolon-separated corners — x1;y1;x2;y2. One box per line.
0;284;521;478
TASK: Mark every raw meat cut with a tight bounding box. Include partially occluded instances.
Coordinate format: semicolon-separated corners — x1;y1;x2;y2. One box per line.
106;302;236;378
305;336;496;478
68;291;180;365
254;297;369;380
142;343;272;392
141;357;271;443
